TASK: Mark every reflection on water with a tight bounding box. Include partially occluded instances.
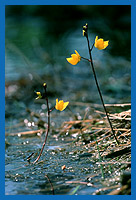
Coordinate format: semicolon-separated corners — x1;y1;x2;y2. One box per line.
5;5;131;195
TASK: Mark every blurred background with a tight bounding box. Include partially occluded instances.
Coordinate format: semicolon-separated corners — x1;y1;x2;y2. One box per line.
5;5;131;127
5;5;131;195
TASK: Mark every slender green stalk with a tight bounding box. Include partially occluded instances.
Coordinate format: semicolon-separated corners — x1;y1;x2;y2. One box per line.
70;185;80;195
85;32;119;145
108;164;112;174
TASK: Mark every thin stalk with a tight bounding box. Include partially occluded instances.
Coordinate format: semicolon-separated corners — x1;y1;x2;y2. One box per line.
70;185;80;195
108;164;112;174
85;34;119;145
49;106;55;113
81;56;91;62
45;174;55;195
67;106;78;120
33;97;50;164
26;152;34;163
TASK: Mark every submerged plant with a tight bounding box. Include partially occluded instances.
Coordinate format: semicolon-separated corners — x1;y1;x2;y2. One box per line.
33;83;69;163
66;23;119;145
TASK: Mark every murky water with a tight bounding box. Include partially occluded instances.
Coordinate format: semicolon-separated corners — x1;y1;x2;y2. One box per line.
5;133;97;195
5;5;131;195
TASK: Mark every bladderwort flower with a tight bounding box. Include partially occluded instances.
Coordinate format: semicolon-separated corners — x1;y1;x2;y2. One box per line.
94;36;109;50
35;92;42;99
66;50;81;65
55;99;69;111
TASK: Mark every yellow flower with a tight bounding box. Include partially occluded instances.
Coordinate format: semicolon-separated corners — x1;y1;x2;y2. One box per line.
55;99;69;111
36;92;42;99
66;50;81;65
94;36;109;50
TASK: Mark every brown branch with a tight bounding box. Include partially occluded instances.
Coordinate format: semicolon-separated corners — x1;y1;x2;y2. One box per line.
33;98;50;164
45;174;55;195
5;129;43;137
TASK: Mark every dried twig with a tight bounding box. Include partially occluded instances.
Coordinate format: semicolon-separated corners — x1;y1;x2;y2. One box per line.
5;129;43;137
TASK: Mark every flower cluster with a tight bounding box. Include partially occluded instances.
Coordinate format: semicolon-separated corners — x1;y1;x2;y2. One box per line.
66;30;109;65
35;84;69;112
33;23;118;164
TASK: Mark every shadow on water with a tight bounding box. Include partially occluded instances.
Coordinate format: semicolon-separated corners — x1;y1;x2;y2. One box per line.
5;5;131;195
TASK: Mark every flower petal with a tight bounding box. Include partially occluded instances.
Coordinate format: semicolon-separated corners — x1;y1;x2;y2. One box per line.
55;99;59;109
61;101;69;111
75;50;80;58
94;36;98;47
103;41;109;49
66;56;78;65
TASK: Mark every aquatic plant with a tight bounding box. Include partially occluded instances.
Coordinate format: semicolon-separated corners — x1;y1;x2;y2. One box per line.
33;83;69;163
33;23;119;163
66;23;119;145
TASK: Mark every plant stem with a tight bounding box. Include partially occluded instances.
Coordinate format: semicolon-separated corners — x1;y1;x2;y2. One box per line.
49;106;55;113
67;106;78;120
81;56;91;62
33;97;50;164
45;174;55;195
85;34;119;145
